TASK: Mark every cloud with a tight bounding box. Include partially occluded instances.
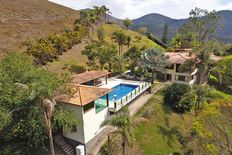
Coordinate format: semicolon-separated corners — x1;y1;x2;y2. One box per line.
49;0;232;19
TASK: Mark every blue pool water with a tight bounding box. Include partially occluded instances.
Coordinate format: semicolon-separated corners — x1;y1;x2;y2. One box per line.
103;84;138;101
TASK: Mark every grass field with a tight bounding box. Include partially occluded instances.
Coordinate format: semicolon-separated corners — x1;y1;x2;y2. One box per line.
46;41;88;74
94;24;161;53
132;87;232;155
134;93;194;155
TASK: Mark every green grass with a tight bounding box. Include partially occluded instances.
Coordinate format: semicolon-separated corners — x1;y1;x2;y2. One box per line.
133;87;232;155
134;93;194;155
94;24;161;53
46;42;88;74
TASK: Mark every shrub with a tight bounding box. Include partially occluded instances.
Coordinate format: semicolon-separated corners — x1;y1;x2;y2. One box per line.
140;107;154;119
163;84;193;113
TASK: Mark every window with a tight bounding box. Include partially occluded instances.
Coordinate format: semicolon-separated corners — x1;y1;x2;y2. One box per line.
178;75;186;81
71;125;77;133
83;102;94;113
166;64;174;70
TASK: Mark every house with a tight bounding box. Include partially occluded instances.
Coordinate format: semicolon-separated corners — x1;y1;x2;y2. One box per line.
158;49;222;85
161;51;198;85
57;71;151;148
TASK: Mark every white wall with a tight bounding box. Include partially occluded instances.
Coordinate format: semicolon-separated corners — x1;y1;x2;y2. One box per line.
83;105;110;143
62;103;85;144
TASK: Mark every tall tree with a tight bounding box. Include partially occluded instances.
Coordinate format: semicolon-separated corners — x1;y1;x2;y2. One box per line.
112;55;126;76
140;48;168;84
0;53;78;154
161;21;169;44
111;30;127;55
179;7;220;44
97;44;117;70
181;85;211;114
123;18;133;30
124;46;141;73
97;26;105;42
101;107;133;155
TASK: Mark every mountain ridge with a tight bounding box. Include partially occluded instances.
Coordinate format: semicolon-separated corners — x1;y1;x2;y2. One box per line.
127;10;232;43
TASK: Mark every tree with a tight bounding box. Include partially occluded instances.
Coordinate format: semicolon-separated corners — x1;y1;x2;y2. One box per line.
126;36;131;48
137;27;148;36
164;84;193;113
161;21;169;44
49;34;69;54
97;26;105;42
112;55;126;76
212;56;232;92
140;48;168;84
170;32;198;49
81;43;99;69
0;53;78;154
181;85;211;114
124;46;141;73
179;7;220;44
24;39;57;65
123;18;132;30
97;44;117;70
101;107;133;155
111;30;127;55
187;100;232;154
80;10;98;37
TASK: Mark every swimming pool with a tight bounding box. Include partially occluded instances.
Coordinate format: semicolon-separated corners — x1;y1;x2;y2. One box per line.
103;84;138;101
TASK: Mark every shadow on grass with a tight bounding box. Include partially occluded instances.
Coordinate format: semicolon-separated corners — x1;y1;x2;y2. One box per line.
161;103;173;115
157;125;180;148
68;65;86;74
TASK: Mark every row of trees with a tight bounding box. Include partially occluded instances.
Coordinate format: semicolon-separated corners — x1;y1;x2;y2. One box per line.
24;27;88;65
82;41;141;73
0;53;78;154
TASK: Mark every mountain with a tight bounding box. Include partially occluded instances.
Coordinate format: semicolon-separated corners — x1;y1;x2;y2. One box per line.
130;10;232;43
0;0;79;56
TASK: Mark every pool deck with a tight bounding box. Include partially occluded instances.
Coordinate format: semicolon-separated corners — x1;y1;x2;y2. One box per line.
99;78;151;112
86;83;165;155
99;78;146;89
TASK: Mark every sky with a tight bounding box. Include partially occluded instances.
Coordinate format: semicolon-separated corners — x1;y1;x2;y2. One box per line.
49;0;232;19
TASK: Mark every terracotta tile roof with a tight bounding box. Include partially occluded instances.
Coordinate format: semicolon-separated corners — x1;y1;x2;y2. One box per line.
58;84;112;106
165;52;194;64
71;71;111;84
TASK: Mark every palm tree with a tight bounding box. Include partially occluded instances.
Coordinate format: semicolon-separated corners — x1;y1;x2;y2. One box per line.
123;18;133;30
181;85;211;115
111;30;127;55
124;46;140;73
80;10;98;37
101;5;111;23
140;48;168;84
42;98;56;155
112;55;126;76
101;107;132;155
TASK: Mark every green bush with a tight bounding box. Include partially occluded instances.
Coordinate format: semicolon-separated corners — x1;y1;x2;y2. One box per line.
163;84;193;113
140;107;155;119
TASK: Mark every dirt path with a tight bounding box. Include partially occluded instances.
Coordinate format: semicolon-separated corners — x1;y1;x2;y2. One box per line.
86;84;165;155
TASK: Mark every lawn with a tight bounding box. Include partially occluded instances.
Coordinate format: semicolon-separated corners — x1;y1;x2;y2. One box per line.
93;24;161;54
46;41;88;74
132;87;232;155
134;92;194;155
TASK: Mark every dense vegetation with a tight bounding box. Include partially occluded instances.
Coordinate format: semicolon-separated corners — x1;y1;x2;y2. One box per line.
0;53;78;154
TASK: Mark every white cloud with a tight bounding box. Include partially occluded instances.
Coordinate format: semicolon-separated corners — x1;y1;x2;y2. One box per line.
49;0;232;19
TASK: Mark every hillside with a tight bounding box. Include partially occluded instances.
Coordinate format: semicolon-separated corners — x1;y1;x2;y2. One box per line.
97;24;160;50
0;0;79;56
130;10;232;43
47;23;161;74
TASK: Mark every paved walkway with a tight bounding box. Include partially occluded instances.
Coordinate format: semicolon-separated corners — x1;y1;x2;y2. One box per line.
86;84;165;155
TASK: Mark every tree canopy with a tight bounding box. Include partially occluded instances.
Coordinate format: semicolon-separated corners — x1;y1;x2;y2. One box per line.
0;53;78;153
